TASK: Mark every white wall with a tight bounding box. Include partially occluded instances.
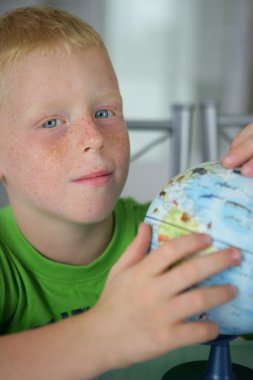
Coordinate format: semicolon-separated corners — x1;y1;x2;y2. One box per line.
103;0;253;200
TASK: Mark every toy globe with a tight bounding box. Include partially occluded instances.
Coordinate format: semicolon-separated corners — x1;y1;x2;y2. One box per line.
144;161;253;379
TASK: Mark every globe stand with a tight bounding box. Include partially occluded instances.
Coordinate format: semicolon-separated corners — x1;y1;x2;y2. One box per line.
161;335;253;379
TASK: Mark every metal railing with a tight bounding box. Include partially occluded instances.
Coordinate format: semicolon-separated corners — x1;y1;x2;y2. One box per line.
200;100;253;162
127;104;194;177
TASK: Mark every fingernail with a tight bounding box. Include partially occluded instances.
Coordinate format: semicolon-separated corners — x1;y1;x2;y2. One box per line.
229;248;241;264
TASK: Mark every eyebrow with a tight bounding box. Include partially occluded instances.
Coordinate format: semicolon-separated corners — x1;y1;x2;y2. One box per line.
94;92;123;104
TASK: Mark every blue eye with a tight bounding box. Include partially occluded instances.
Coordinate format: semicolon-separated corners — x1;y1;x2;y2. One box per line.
41;119;61;128
95;110;113;119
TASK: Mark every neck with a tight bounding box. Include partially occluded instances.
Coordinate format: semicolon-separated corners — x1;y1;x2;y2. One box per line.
11;206;114;266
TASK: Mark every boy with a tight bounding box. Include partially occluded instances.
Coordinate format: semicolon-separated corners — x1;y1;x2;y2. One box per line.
0;5;250;379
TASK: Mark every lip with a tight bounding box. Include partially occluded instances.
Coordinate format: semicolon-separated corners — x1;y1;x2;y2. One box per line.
72;170;113;187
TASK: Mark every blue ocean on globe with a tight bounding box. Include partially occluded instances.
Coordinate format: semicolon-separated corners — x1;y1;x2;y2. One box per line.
145;161;253;335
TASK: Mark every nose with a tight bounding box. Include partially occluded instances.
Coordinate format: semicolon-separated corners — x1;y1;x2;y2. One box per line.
77;117;104;153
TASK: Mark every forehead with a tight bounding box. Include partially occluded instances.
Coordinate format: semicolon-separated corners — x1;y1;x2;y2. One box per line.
2;46;119;116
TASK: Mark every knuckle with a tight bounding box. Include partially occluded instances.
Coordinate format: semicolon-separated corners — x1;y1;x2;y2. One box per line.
204;249;231;272
161;242;175;259
180;261;199;282
218;249;232;264
192;289;208;310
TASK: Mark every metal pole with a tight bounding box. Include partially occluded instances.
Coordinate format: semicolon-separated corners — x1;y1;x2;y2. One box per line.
171;104;194;176
199;100;219;162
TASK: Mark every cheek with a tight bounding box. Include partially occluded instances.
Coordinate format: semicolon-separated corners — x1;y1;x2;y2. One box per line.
13;128;68;168
1;135;63;193
110;128;130;164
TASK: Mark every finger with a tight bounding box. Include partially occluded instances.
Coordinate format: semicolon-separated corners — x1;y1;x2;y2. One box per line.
109;223;151;276
223;138;253;170
162;247;241;295
222;122;253;169
142;233;212;275
239;157;253;177
169;284;237;321
171;321;219;348
229;122;253;149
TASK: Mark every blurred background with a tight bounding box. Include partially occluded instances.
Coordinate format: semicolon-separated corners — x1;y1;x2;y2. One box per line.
1;0;253;202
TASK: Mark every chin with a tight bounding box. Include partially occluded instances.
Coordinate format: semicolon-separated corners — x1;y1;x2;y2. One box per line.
62;199;116;225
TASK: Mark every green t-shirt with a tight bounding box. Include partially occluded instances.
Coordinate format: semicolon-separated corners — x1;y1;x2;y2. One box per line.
0;197;149;334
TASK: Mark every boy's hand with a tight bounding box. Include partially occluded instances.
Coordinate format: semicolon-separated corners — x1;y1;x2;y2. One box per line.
223;121;253;176
92;223;240;369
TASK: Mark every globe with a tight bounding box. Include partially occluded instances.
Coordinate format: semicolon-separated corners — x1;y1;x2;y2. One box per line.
145;161;253;335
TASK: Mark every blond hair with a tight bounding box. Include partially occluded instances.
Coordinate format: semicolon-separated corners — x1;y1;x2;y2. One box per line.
0;5;106;103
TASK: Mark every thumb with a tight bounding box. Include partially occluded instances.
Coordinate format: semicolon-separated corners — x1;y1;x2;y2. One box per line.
110;222;151;276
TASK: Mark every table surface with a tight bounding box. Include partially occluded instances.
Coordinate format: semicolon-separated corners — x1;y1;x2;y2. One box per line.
95;338;253;380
